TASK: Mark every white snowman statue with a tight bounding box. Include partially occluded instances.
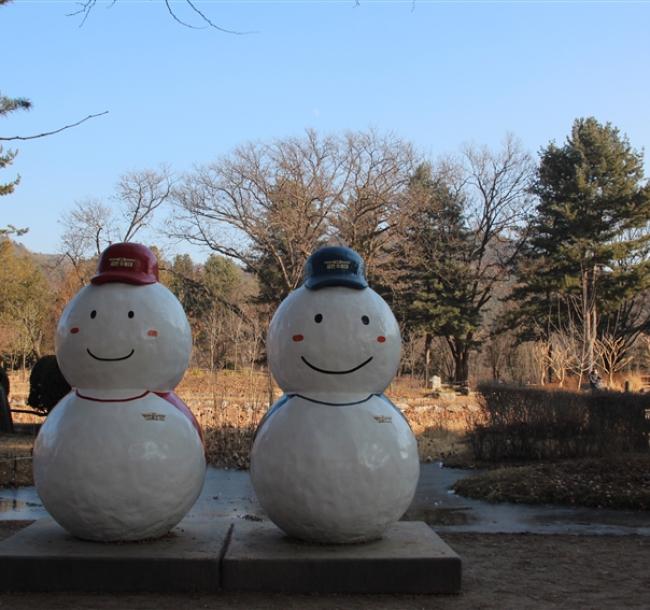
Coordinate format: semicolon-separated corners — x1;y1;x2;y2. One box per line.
251;246;420;543
33;243;206;541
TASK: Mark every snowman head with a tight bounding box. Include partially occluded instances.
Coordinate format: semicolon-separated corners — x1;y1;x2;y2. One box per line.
56;243;192;393
268;247;401;399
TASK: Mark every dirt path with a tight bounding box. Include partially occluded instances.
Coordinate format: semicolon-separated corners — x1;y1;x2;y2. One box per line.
0;523;648;609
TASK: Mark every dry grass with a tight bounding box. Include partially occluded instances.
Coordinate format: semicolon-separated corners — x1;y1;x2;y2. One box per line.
453;453;650;510
177;369;276;469
3;369;477;474
182;370;477;468
612;371;650;393
0;433;34;487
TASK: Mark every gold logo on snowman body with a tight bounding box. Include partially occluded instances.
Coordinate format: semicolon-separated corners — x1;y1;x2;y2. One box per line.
108;257;136;268
324;260;351;271
142;412;166;422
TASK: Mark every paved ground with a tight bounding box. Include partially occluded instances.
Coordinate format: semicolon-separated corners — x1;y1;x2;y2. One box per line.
1;465;650;607
0;523;648;609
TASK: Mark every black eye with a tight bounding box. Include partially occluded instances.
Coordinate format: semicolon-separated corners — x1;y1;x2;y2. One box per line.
362;315;370;325
90;310;97;319
128;311;134;318
314;313;323;323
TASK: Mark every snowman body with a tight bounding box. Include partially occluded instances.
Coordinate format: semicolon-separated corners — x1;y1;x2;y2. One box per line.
250;258;420;544
252;393;418;543
34;391;205;541
33;245;206;542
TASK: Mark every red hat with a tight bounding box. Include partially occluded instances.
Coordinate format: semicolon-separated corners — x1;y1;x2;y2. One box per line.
91;242;159;286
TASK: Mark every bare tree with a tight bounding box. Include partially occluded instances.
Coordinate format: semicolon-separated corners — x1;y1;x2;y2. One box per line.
60;199;115;283
332;131;416;278
171;129;418;305
483;332;515;382
118;168;173;242
544;331;580;387
397;136;535;384
59;167;172;276
171;130;348;303
596;334;635;388
447;137;534;383
61;199;115;257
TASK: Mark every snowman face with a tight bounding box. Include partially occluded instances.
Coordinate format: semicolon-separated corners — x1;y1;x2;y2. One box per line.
268;286;401;397
56;283;191;392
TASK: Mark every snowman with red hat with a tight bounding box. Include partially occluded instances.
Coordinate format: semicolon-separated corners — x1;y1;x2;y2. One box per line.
250;246;419;543
33;243;206;541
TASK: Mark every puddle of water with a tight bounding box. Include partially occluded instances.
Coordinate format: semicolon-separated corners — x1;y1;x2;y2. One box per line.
0;498;27;511
410;463;650;535
0;487;45;520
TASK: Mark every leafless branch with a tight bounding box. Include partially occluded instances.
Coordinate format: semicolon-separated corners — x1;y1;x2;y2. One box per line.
0;111;108;141
68;0;255;35
164;0;206;30
67;0;97;27
184;0;255;34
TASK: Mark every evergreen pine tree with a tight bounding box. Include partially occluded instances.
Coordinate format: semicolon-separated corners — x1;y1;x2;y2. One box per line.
1;92;31;235
512;117;650;383
393;164;480;384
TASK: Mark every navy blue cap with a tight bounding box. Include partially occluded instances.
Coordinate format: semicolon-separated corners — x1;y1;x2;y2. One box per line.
303;246;368;290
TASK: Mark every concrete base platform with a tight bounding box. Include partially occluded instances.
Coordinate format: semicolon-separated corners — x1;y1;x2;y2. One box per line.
222;521;462;594
0;517;230;592
0;518;461;594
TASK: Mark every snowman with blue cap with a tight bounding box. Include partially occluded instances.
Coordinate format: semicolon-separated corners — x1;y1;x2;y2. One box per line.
250;246;420;543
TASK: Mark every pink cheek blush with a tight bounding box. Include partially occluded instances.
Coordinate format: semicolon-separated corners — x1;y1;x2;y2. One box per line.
292;334;304;342
147;329;159;337
70;327;80;334
377;336;386;343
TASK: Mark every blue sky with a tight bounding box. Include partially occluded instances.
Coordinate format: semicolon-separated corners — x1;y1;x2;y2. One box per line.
3;0;649;259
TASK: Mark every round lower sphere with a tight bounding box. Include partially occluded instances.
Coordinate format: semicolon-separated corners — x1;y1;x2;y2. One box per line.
250;395;419;543
33;392;206;541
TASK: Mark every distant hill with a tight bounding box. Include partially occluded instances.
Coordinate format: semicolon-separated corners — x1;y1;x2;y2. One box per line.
2;239;68;285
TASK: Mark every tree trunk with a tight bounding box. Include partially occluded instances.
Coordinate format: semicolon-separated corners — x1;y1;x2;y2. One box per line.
453;348;470;384
580;263;598;384
454;351;469;385
447;337;471;385
423;332;432;387
546;341;554;385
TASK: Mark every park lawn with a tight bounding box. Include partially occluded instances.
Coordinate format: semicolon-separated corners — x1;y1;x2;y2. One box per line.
453;453;650;511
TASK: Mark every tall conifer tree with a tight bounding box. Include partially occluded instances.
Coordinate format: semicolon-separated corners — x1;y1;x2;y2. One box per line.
1;92;31;231
512;117;650;383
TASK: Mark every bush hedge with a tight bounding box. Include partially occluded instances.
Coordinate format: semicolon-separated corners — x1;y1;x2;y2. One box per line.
469;383;650;461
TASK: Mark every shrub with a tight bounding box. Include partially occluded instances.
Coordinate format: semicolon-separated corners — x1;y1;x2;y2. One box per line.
27;355;71;415
469;383;649;461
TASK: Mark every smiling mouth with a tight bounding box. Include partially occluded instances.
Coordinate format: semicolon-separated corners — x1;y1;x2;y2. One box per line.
301;356;373;375
86;348;135;362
